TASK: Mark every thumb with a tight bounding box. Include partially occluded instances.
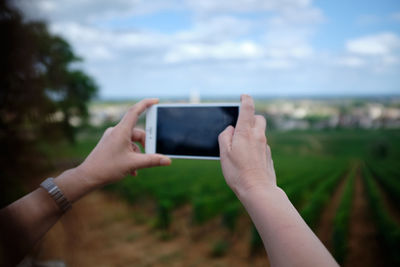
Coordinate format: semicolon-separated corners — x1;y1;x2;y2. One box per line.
218;125;234;154
133;153;171;169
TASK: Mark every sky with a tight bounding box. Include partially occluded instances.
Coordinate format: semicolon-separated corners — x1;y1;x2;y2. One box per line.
15;0;400;99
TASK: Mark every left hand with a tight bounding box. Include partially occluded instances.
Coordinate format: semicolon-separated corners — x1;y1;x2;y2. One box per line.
218;95;276;197
77;98;171;188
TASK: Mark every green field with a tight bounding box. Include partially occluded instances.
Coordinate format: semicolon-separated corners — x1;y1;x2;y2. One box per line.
48;128;400;265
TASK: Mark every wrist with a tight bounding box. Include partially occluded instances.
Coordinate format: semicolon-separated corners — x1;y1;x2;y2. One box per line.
54;167;96;203
235;181;286;206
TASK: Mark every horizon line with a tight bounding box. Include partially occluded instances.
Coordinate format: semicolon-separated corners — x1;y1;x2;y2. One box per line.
95;93;400;101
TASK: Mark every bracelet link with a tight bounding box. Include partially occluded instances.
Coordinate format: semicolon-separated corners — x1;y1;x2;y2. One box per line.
40;177;72;213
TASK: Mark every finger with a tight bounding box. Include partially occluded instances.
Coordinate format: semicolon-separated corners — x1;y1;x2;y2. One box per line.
131;170;138;176
236;94;255;131
119;98;159;129
133;153;171;169
218;125;234;155
103;126;114;137
266;144;272;158
254;115;266;132
132;142;141;153
131;128;146;148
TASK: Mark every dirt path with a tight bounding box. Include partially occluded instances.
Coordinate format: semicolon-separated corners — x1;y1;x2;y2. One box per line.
343;172;383;267
29;190;269;267
315;174;348;253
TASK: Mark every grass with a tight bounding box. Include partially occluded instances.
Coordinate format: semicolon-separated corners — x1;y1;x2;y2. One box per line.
211;240;230;257
362;165;400;266
332;165;356;264
249;225;264;255
300;167;346;229
367;160;400;207
46;127;400;256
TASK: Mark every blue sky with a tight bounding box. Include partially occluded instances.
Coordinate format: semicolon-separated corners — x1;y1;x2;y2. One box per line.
17;0;400;99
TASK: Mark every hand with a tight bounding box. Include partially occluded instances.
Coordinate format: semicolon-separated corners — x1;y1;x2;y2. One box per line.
77;98;171;188
218;95;276;197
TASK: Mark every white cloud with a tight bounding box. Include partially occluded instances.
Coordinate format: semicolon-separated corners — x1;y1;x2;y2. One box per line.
337;32;400;72
346;32;400;55
382;55;399;65
14;0;179;23
13;0;399;97
50;22;170;61
268;6;324;26
164;41;262;63
12;0;327;98
15;0;322;26
335;56;365;67
183;0;312;14
50;15;313;67
175;16;252;43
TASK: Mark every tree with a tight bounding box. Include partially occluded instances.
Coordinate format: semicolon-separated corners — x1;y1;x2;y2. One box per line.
0;0;98;206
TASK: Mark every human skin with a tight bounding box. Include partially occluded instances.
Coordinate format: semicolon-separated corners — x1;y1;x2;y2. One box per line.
218;95;339;267
0;99;171;267
0;95;338;267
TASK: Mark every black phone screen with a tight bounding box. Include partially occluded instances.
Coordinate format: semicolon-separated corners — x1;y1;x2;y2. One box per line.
156;106;239;157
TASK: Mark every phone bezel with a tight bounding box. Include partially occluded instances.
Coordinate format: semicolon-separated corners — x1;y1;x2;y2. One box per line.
145;103;240;160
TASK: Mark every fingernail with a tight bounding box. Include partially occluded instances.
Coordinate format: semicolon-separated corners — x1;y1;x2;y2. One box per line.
160;158;171;166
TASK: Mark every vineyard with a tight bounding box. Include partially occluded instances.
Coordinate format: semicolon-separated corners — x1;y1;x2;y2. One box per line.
43;128;400;266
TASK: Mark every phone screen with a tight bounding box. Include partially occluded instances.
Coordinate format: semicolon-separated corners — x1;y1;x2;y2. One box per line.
156;106;239;157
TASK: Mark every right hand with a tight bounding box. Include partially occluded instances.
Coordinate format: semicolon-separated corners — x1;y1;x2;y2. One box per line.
218;95;277;197
77;99;171;189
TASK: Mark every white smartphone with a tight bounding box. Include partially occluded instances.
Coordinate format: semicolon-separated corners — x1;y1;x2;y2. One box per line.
145;103;240;160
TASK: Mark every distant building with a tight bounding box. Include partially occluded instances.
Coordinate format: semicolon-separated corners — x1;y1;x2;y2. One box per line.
189;89;200;103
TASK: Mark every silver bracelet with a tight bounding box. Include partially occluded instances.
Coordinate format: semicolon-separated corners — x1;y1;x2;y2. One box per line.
40;177;72;213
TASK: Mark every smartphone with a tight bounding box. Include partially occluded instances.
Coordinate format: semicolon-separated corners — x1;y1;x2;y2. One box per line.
145;103;240;160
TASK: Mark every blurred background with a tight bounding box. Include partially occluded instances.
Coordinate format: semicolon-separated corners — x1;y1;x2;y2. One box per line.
1;0;399;266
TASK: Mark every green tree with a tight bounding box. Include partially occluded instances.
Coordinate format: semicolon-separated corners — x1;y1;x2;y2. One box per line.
0;0;98;206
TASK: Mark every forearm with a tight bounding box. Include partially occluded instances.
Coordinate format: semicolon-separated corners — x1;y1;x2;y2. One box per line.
0;186;61;266
0;167;95;266
237;185;338;267
0;99;167;266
